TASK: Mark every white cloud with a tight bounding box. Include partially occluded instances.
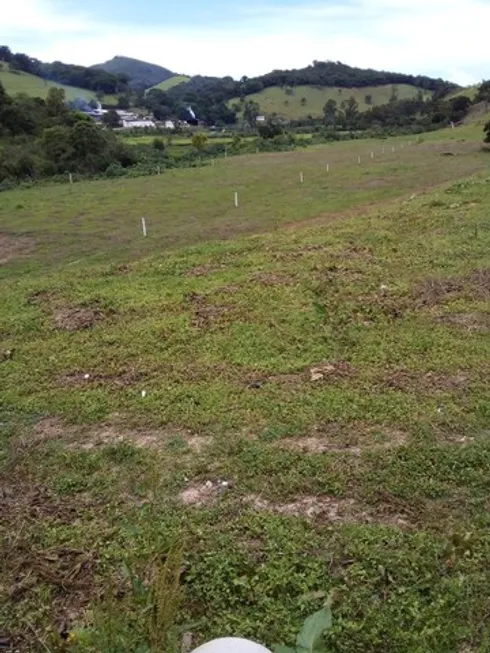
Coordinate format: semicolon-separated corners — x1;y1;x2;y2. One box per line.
1;0;490;84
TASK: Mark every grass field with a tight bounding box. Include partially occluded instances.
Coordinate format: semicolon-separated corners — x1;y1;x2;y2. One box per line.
0;62;117;105
447;85;479;101
1;123;490;652
150;75;191;92
229;84;433;119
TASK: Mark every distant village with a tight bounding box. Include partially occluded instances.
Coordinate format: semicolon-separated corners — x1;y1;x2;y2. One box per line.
72;98;194;130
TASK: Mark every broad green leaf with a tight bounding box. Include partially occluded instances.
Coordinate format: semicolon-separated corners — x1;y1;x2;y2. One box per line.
296;605;332;653
273;646;297;653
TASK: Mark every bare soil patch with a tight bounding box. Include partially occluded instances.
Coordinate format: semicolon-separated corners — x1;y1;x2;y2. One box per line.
60;369;144;389
185;263;225;277
186;292;233;329
246;361;354;390
413;269;490;308
53;306;104;331
436;312;490;332
0;233;34;265
23;417;211;453
382;369;470;393
278;423;408;455
250;270;298;286
244;494;412;528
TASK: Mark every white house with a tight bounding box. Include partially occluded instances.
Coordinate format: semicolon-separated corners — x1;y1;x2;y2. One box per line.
122;119;156;129
164;120;176;130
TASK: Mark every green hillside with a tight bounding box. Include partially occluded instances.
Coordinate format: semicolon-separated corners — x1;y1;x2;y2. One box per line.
0;62;117;104
151;74;190;91
229;84;432;119
447;85;479;101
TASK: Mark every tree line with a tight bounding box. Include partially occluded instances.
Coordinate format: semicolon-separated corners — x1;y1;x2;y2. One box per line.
0;83;136;184
0;46;130;95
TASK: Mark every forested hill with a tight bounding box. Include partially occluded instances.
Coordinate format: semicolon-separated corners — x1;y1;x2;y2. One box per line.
92;56;175;90
0;45;129;95
164;60;457;114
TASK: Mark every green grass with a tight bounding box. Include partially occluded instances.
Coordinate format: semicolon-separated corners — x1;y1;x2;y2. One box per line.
447;85;479;101
0;62;117;105
229;84;433;119
1;124;490;652
150;75;191;92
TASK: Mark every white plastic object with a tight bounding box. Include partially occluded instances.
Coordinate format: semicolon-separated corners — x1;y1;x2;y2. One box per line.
191;637;272;653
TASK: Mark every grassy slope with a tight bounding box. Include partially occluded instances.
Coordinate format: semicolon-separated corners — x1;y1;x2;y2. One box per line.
1;125;490;652
447;85;479;101
229;84;432;119
0;62;117;105
150;74;191;91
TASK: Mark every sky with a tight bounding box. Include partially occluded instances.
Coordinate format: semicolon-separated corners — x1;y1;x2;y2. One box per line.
2;0;490;85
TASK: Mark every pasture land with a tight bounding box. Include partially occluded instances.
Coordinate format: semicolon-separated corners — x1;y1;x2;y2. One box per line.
1;125;490;652
150;75;191;91
228;84;433;119
0;62;118;105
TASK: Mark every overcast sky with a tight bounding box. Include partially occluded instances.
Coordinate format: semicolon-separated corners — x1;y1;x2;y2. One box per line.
2;0;490;84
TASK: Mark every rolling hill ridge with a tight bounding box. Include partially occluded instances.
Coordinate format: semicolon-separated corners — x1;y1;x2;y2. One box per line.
92;56;175;90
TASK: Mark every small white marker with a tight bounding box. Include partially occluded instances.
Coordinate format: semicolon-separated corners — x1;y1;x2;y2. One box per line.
392;146;395;153
234;191;239;207
157;165;160;175
300;171;304;183
358;156;361;165
326;163;330;173
141;390;147;398
370;151;374;159
68;173;73;184
141;217;147;237
84;373;90;380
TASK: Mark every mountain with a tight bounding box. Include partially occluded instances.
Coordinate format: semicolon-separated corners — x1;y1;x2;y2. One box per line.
92;56;175;90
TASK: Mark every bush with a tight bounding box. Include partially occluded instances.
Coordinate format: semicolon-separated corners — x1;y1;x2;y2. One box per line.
153;138;165;151
484;121;490;144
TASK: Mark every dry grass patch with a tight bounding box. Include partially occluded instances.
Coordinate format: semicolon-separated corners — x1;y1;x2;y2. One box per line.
414;268;490;308
382;369;471;393
0;233;34;265
21;417;211;453
436;312;490;332
244;494;413;528
277;423;409;455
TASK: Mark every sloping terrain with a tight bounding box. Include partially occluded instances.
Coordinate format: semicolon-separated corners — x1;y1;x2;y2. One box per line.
0;62;117;104
150;74;191;92
1;126;490;652
92;56;175;89
229;83;432;119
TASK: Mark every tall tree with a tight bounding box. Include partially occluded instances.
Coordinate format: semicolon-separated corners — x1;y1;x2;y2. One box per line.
45;87;67;120
323;99;337;126
102;110;121;129
476;80;490;106
342;96;359;129
243;100;260;127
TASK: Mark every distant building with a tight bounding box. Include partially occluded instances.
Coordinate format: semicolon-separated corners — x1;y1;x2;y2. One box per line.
256;115;266;123
122;119;156;129
164;120;176;130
